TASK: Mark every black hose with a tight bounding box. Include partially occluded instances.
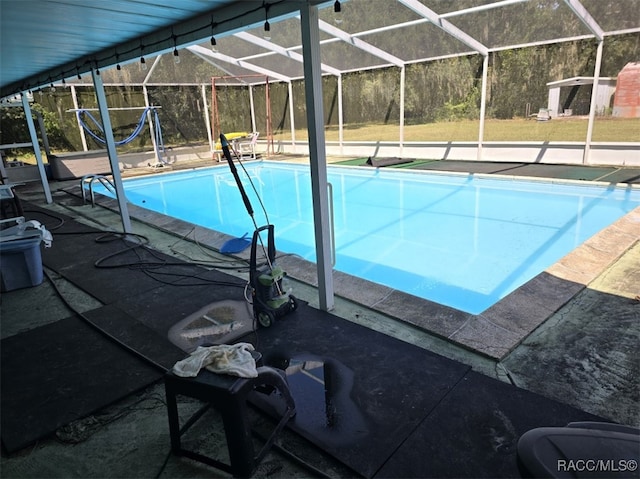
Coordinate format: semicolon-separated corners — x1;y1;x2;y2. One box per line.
221;133;254;217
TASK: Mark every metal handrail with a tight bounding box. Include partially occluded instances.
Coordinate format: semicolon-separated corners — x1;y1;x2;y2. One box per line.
80;174;117;207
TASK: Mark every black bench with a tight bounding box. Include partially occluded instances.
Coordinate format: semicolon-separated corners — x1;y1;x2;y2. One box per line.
164;366;295;477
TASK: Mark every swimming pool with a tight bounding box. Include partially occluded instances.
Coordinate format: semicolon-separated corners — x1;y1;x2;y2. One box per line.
93;162;640;314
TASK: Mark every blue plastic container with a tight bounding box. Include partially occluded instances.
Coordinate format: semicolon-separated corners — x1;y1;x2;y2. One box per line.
0;236;43;292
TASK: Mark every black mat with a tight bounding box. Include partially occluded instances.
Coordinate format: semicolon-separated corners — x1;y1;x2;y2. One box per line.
81;304;187;370
21;204;245;305
41;228;187;304
411;160;640;185
413;160;527;175
0;316;162;453
366;156;414;167
1;203;248;453
11;201;610;478
511;163;617;181
19;205;175;303
374;370;603;478
108;268;248;336
247;305;471;478
602;169;640;184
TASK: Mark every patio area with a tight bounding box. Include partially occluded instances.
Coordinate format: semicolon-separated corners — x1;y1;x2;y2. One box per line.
1;158;638;478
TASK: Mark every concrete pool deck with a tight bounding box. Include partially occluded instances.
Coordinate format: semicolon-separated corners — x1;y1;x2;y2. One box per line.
1;155;638;477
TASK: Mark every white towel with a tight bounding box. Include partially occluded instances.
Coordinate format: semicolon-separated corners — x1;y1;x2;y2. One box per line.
172;343;258;378
24;220;53;248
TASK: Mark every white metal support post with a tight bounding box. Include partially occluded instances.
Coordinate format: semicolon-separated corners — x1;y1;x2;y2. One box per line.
300;3;334;312
563;0;605;164
21;93;52;204
201;84;214;152
337;74;344;153
142;84;160;164
249;85;257;133
477;54;489;161
92;69;132;234
288;81;296;150
399;66;406;156
70;84;89;151
584;40;604;164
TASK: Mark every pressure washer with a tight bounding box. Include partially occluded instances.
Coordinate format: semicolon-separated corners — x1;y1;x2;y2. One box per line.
220;133;297;327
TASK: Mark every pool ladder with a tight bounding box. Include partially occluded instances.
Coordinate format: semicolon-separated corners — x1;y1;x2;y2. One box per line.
80;174;117;207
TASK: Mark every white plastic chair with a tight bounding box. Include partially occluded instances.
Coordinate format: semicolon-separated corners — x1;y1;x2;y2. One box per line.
237;132;259;159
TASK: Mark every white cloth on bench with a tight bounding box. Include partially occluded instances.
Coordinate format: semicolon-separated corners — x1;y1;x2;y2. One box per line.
172;343;258;378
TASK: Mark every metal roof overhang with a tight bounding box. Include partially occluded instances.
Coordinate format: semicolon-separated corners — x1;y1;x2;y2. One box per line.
0;0;328;99
3;0;640;98
0;0;338;311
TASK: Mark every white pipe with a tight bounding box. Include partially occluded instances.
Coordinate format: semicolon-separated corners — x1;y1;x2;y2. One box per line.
71;84;89;152
477;54;489;161
399;66;406;156
142;85;159;164
584;40;604;164
201;84;213;152
249;85;256;133
288;81;296;148
337;74;344;154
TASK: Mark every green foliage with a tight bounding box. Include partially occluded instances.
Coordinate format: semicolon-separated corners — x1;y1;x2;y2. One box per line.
491;40;599;118
0;106;29;147
404;56;482;124
601;33;640;76
435;86;481;122
342;68;400;125
33;103;75;150
0;100;74;155
3;28;638;152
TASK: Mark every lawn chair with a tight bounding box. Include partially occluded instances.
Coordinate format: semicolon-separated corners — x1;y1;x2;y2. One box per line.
237;132;259;160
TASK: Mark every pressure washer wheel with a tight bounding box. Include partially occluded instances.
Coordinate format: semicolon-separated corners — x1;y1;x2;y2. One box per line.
257;310;275;328
287;295;298;314
256;294;298;328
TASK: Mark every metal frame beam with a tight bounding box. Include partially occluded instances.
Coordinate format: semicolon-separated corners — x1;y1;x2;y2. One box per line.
91;69;132;234
564;0;604;41
316;19;405;68
234;31;342;77
20;94;52;204
187;45;290;83
397;0;489;56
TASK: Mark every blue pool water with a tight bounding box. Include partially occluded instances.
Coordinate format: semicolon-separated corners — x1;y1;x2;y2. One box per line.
93;162;640;314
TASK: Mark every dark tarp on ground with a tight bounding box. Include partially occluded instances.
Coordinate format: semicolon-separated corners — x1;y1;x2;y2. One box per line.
1;202;604;477
0;316;163;453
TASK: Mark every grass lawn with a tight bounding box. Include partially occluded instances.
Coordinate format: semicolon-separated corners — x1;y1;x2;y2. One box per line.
274;117;640;143
7;117;638;165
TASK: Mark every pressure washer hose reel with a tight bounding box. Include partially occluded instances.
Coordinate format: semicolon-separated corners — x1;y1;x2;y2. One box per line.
250;224;297;327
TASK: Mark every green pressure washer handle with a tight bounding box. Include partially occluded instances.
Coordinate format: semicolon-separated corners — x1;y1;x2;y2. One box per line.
220;133;254;217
